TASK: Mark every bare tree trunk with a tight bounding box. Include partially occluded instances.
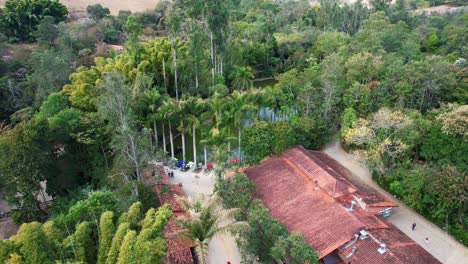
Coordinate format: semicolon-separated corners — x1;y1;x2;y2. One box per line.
210;32;215;87
181;129;186;162
173;44;179;101
149;131;153;152
204;146;208;167
162;58;167;93
101;144;108;172
153;121;158;149
195;59;199;95
129;135;141;182
227;127;231;152
238;124;242;161
193;125;197;167
220;57;223;75
162;123;167;154
169;121;175;159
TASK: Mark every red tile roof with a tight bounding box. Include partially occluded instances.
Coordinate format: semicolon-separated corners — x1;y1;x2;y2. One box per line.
338;233;404;264
311;151;397;208
244;146;440;264
162;219;194;264
282;147;357;198
245;155;365;258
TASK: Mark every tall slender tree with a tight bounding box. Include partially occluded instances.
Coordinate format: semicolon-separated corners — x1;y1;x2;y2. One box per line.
159;99;179;160
230;91;255;159
183;97;203;166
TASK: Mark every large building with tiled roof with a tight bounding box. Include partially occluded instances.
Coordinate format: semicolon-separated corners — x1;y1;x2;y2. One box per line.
244;146;440;264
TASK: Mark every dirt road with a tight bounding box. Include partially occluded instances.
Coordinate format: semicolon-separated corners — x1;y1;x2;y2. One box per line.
323;140;468;264
167;168;242;264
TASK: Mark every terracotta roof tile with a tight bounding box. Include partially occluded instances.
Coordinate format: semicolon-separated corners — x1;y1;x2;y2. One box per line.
338;233;404;264
245;155;365;258
310;151;397;208
371;221;440;264
244;146;440;264
282;147;357;198
163;219;194;264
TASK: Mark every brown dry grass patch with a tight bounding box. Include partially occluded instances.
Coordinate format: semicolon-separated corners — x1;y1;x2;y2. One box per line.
0;0;162;14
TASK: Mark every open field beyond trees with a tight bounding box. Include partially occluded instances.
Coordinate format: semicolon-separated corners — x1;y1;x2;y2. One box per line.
0;0;162;14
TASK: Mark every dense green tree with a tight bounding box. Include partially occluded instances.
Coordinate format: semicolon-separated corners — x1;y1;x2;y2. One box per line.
98;211;115;264
27;47;73;104
72;221;95;263
229;65;254;91
271;233;319;264
0;0;68;41
242;121;295;163
106;223;129;264
34;16;60;46
87;4;111;20
62;191;120;229
9;222;57;264
238;200;289;262
214;173;256;219
116;230;137;264
0;118;52;223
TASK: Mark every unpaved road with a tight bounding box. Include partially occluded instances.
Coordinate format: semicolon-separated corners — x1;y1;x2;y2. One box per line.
167;168;242;264
323;140;468;264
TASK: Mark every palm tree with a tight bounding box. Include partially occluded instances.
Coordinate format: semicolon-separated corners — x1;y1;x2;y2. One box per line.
200;93;229;166
230;91;255;160
201;92;228;140
159;99;179;159
175;193;248;264
183;97;203;167
177;100;188;163
142;90;162;149
229;65;254;91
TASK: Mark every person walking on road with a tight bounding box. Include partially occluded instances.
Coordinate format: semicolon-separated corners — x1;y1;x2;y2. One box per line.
425;237;429;244
412;222;416;231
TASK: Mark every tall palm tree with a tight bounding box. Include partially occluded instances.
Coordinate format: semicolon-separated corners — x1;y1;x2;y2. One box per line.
230;91;255;160
201;92;228;140
177;100;188;163
159;99;179;159
229;65;254;91
200;93;229;166
142;90;162;149
175;193;248;264
183;97;203;167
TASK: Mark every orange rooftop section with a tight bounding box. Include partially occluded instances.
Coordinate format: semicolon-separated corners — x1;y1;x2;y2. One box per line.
245;146;440;264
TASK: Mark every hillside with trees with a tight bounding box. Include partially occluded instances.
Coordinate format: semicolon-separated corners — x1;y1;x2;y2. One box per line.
0;0;466;261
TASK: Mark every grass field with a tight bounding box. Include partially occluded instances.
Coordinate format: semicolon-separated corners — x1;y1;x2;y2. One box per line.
0;0;162;14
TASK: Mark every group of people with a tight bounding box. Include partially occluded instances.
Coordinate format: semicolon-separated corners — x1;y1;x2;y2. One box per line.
167;170;174;178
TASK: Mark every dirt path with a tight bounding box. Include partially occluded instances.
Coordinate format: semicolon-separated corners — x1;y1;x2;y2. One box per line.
167;168;242;264
323;140;468;264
